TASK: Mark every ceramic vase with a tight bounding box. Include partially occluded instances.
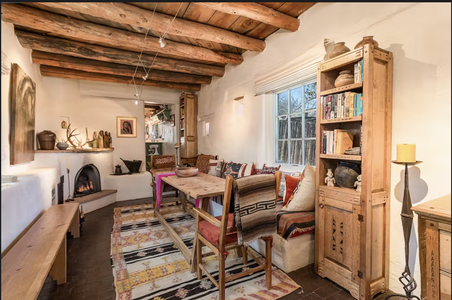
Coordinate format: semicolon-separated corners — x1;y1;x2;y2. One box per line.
329;42;350;59
354;36;379;49
37;130;56;150
334;70;355;88
334;162;361;188
56;142;69;150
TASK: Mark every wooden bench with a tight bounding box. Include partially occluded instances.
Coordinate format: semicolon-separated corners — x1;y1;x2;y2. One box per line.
1;203;80;300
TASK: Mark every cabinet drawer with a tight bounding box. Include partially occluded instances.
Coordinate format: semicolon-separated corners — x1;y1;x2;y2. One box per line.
440;272;451;300
440;230;451;273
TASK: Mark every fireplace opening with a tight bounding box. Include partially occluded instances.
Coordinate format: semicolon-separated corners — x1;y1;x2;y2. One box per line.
73;164;101;198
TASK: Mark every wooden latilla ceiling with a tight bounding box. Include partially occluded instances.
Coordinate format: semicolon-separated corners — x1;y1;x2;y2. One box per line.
1;2;316;92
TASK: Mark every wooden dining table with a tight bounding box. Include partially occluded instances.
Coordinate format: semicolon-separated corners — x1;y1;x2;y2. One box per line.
150;170;226;272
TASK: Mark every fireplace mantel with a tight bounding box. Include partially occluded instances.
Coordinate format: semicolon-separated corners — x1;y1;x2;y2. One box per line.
35;148;114;153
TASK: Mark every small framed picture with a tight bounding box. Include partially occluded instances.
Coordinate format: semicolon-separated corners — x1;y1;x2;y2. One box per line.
117;116;137;138
170;114;175;127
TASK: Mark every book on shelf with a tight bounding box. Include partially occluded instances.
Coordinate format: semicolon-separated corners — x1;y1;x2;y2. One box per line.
321;92;363;120
354;59;364;83
321;129;354;155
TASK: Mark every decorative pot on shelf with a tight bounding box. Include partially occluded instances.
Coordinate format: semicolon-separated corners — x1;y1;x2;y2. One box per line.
334;70;355;88
329;42;351;59
354;36;379;49
334;161;361;188
37;130;56;150
56;142;69;150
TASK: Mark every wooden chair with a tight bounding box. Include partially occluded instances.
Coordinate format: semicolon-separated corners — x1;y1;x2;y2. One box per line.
150;155;178;202
194;171;281;300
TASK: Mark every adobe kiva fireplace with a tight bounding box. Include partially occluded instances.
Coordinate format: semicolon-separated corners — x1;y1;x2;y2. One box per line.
73;164;101;198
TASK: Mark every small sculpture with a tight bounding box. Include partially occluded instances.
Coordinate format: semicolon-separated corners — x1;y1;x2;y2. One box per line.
104;131;110;148
106;132;112;148
324;168;335;187
98;130;104;148
354;174;362;193
323;38;335;60
92;132;98;148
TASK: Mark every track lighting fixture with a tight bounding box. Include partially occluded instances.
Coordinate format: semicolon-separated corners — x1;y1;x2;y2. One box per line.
142;73;148;80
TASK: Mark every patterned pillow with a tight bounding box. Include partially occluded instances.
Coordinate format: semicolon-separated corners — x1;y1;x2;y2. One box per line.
238;163;255;177
222;162;244;179
208;159;223;177
196;154;215;174
283;164;316;212
256;164;281;175
279;171;301;197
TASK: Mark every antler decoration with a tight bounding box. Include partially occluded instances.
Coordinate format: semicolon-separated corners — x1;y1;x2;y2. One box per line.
66;124;95;149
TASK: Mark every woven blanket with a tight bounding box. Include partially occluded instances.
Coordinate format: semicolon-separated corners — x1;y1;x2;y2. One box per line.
233;174;277;246
276;200;315;240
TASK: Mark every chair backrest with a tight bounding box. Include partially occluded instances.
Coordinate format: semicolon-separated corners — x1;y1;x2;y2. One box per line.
150;155;176;169
195;154;218;173
219;171;281;248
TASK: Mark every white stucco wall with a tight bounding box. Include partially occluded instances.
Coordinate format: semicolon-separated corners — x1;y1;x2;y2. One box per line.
198;3;451;295
1;20;183;251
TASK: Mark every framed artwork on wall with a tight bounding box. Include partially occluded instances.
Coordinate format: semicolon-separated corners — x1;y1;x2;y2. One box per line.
116;116;137;138
10;63;36;165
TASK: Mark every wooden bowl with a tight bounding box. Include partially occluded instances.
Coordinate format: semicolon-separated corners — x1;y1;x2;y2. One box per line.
175;167;199;177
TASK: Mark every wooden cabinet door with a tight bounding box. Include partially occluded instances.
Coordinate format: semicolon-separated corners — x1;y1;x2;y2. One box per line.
318;189;361;299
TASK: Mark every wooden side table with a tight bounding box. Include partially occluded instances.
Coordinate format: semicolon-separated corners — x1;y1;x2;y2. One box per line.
412;195;451;300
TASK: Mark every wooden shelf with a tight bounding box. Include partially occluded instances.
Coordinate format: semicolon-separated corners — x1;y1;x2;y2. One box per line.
319;185;360;196
319;154;361;161
320;48;363;72
35;148;114;153
320;82;363;96
320;116;362;124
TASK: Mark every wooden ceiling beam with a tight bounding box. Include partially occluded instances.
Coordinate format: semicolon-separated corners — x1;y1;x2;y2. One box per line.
14;30;225;77
32;51;211;85
33;2;266;52
40;65;201;91
196;3;300;32
1;4;243;65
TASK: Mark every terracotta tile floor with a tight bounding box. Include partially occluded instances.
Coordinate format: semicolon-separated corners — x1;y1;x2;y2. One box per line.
37;198;404;300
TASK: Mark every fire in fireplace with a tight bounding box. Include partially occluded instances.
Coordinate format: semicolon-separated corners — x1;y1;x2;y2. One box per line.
73;164;101;198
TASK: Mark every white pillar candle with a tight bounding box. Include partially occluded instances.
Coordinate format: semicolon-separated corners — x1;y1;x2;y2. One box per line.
396;144;416;163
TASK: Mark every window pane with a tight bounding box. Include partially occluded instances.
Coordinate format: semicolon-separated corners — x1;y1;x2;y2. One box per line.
305;140;316;166
277;141;289;164
304;82;317;110
277;116;288;139
305;110;316;138
290;140;303;165
290;113;302;139
290;87;303;113
277;91;288;115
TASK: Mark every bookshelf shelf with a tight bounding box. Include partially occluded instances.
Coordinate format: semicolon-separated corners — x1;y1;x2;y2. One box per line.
320;82;362;96
319;185;360;196
315;44;393;300
319;154;362;161
320;116;362;124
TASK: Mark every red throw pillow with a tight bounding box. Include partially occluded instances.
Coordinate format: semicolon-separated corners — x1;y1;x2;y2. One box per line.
283;175;301;207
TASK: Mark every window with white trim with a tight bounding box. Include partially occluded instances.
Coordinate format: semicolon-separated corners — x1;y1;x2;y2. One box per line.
275;80;317;166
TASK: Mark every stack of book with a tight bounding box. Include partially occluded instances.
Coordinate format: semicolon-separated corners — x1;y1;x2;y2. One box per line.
354;59;364;83
321;129;354;155
321;92;363;120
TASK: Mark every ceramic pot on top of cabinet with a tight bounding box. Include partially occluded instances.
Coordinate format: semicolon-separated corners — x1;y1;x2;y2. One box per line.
354;36;379;49
328;42;350;59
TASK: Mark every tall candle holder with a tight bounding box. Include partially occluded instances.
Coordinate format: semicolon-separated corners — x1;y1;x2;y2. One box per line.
385;160;422;300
